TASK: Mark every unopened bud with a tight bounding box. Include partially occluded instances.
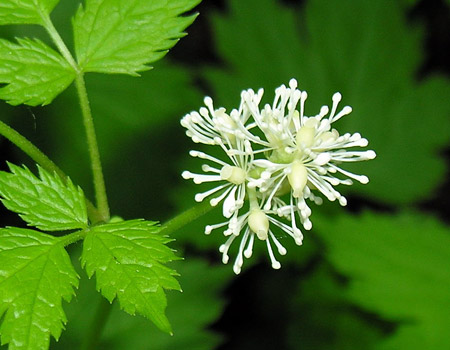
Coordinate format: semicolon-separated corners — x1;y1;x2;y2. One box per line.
248;209;269;240
220;165;246;185
288;161;308;198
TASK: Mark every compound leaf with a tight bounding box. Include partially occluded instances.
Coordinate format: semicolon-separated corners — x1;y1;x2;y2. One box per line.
0;38;75;106
0;163;88;231
73;0;201;75
81;220;180;334
0;0;59;25
0;227;78;350
315;211;450;349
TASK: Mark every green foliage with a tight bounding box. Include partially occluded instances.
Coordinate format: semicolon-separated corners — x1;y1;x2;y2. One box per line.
81;220;180;333
204;0;450;205
0;227;78;350
48;61;202;174
288;265;385;349
0;38;75;106
55;257;231;349
0;163;88;231
0;0;59;25
315;211;450;349
73;0;201;75
0;0;202;106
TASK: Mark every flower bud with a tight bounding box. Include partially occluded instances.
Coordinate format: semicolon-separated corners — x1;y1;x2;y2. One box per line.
248;209;269;240
220;165;246;185
288;161;308;198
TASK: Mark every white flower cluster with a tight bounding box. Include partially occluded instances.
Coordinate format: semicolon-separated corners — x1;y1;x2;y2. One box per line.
181;79;376;274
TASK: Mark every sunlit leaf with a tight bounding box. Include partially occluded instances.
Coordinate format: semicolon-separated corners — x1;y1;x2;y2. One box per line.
53;255;231;349
73;0;201;74
0;0;59;25
0;38;75;106
0;227;78;350
81;220;180;333
0;163;88;231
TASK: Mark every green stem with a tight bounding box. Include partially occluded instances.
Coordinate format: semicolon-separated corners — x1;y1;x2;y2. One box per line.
0;119;65;178
37;11;112;350
74;74;110;222
0;119;102;222
80;297;112;350
41;14;78;71
60;229;88;247
160;201;214;236
42;13;110;223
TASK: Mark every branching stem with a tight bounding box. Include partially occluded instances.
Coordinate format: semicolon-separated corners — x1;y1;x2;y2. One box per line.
42;13;110;223
41;13;78;71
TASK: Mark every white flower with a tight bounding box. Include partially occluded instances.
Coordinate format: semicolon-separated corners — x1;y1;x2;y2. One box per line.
181;79;376;274
245;79;376;208
180;94;264;146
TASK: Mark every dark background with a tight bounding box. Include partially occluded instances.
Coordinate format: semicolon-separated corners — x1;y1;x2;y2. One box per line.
0;0;449;349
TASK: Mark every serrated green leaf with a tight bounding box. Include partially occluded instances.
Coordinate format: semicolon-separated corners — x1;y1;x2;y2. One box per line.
204;0;450;205
0;0;59;25
0;163;88;231
54;256;231;350
81;220;180;334
315;211;450;349
102;258;231;349
0;38;75;106
0;227;78;350
73;0;201;75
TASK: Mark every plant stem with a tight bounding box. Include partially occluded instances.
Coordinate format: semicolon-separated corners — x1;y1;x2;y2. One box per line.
0;119;102;222
80;297;112;350
0;119;65;178
37;11;112;350
42;13;110;223
160;201;214;236
75;74;110;222
41;14;78;71
60;229;89;247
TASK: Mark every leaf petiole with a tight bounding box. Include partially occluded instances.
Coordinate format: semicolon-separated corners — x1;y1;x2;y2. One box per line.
60;229;89;247
40;13;78;71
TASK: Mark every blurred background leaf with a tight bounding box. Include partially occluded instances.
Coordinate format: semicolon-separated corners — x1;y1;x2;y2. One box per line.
287;264;390;350
315;211;450;349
